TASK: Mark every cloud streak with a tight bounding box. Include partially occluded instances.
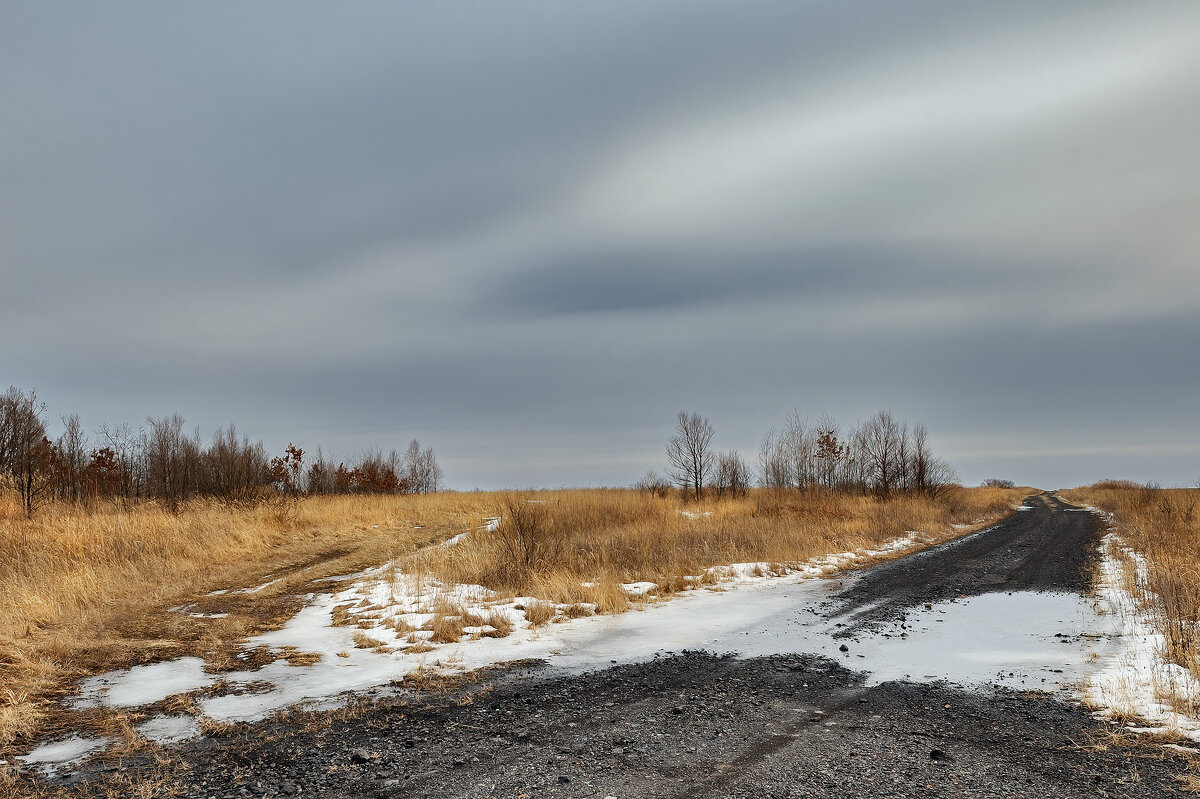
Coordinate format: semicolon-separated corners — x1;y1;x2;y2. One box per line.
2;1;1199;488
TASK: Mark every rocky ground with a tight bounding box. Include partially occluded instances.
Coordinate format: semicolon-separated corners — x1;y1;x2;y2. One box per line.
53;651;1194;798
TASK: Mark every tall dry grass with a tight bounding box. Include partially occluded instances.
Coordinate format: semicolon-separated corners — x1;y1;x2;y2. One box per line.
1069;483;1200;698
0;490;497;750
413;485;1023;610
0;484;1022;752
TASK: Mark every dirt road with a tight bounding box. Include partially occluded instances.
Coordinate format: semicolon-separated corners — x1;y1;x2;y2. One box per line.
828;491;1101;635
47;494;1198;797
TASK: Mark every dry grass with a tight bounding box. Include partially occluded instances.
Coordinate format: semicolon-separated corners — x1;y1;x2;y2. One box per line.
413;486;1023;606
482;610;513;638
0;490;497;752
1068;483;1200;715
522;600;557;627
0;484;1022;761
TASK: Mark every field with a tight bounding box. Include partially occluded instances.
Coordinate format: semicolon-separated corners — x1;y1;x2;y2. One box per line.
0;485;1023;755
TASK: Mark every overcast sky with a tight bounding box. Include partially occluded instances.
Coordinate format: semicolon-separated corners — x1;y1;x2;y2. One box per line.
4;2;1199;489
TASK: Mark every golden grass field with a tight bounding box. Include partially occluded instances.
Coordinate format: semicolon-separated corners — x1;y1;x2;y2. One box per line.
1066;483;1200;713
0;485;1024;758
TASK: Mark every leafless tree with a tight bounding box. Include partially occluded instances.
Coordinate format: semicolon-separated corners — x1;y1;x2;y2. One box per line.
861;410;903;497
813;415;843;492
403;439;444;494
714;450;751;498
982;478;1015;489
55;413;89;503
0;387;54;515
667;411;715;500
145;414;205;509
97;422;144;500
305;447;337;495
758;427;791;489
633;470;672;498
205;425;270;502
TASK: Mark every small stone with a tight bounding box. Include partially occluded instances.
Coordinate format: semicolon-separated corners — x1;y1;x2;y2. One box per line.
838;644;849;652
558;775;571;784
929;749;955;763
350;748;372;764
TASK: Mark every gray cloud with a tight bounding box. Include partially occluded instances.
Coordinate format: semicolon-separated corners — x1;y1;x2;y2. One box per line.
2;1;1199;489
493;244;1059;316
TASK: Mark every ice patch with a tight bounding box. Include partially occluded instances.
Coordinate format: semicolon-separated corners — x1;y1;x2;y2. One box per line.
75;657;217;709
543;582;1117;693
136;715;202;745
20;736;112;771
234;577;284;594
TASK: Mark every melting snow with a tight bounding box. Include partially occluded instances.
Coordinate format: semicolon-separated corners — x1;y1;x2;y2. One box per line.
75;657;217;709
1087;533;1200;740
19;736;113;771
136;715;202;745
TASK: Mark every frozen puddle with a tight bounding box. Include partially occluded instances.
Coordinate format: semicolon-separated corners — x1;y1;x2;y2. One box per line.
75;657;216;709
544;578;1121;693
19;735;114;773
136;715;202;745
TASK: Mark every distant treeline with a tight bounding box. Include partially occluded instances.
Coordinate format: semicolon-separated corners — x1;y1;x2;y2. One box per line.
644;409;957;500
0;387;442;515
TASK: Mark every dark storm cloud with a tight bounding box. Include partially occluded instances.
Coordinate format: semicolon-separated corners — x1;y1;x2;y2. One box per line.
494;245;1050;316
3;1;1200;488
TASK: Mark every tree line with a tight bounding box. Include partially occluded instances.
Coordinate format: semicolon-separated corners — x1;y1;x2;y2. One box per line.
650;409;957;500
0;386;443;515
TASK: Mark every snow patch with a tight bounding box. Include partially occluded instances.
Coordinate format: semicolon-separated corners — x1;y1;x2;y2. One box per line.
75;657;217;709
1086;534;1200;740
136;715;202;745
19;736;113;771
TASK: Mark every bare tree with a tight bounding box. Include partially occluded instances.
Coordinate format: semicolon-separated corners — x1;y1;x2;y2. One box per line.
54;414;89;502
305;447;337;495
633;470;672;498
0;387;54;515
205;425;270;502
758;427;791;488
714;450;750;498
145;414;204;509
97;422;144;500
402;439;444;494
813;415;843;492
860;410;903;497
667;411;715;500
